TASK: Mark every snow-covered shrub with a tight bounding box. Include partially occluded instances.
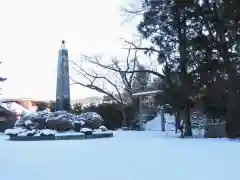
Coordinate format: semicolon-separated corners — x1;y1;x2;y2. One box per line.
14;111;50;130
14;113;35;128
30;116;47;129
35;110;50;117
73;116;86;124
4;128;27;136
24;119;36;130
46;113;74;132
48;111;69;117
191;112;206;129
72;102;83;115
80;128;93;135
77;112;103;129
72;116;86;132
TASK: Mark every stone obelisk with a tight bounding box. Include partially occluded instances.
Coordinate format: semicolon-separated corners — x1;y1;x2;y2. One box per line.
55;40;71;112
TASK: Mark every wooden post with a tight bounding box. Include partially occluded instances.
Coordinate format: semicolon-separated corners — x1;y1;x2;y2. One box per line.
139;96;144;131
161;107;165;132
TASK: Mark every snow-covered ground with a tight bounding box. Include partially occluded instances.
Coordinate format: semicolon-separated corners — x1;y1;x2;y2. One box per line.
0;130;239;180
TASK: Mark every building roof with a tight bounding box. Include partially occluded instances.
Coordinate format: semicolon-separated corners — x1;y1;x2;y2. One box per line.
0;98;50;103
132;90;162;97
0;104;15;115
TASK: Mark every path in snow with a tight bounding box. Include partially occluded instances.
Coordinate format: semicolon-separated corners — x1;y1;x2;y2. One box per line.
145;113;175;131
0;131;239;180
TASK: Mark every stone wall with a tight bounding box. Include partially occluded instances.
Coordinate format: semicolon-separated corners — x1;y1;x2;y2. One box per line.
204;122;227;138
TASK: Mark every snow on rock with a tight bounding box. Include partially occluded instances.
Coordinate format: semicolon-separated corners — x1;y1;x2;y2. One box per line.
80;128;93;133
93;130;113;135
39;129;56;136
4;128;27;136
18;129;37;137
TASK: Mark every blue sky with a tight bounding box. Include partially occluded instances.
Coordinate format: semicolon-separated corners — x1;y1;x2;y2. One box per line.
0;0;138;100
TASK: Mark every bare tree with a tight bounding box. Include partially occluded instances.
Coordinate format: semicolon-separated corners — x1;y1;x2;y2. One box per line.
85;39;165;79
70;45;142;126
71;38;167;127
71;62;122;103
79;50;137;100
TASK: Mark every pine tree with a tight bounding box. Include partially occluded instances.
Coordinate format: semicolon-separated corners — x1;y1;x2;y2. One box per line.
132;62;149;92
137;0;200;136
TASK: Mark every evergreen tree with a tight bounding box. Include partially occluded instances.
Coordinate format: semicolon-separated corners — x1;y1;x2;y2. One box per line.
134;0;240;136
72;102;83;115
132;62;149;92
137;0;199;136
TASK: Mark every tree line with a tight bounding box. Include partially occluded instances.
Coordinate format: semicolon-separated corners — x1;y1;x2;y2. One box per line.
125;0;240;137
71;0;240;137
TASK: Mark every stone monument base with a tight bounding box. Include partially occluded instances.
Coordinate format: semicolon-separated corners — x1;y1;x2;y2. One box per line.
204;122;227;138
8;131;114;141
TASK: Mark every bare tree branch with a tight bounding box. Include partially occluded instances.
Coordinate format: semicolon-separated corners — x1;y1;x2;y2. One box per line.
121;38;161;54
83;54;165;79
71;77;122;104
71;60;124;104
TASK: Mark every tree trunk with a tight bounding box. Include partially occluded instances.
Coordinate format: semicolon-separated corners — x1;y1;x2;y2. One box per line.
119;106;127;128
175;110;181;133
184;106;192;136
175;6;192;136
